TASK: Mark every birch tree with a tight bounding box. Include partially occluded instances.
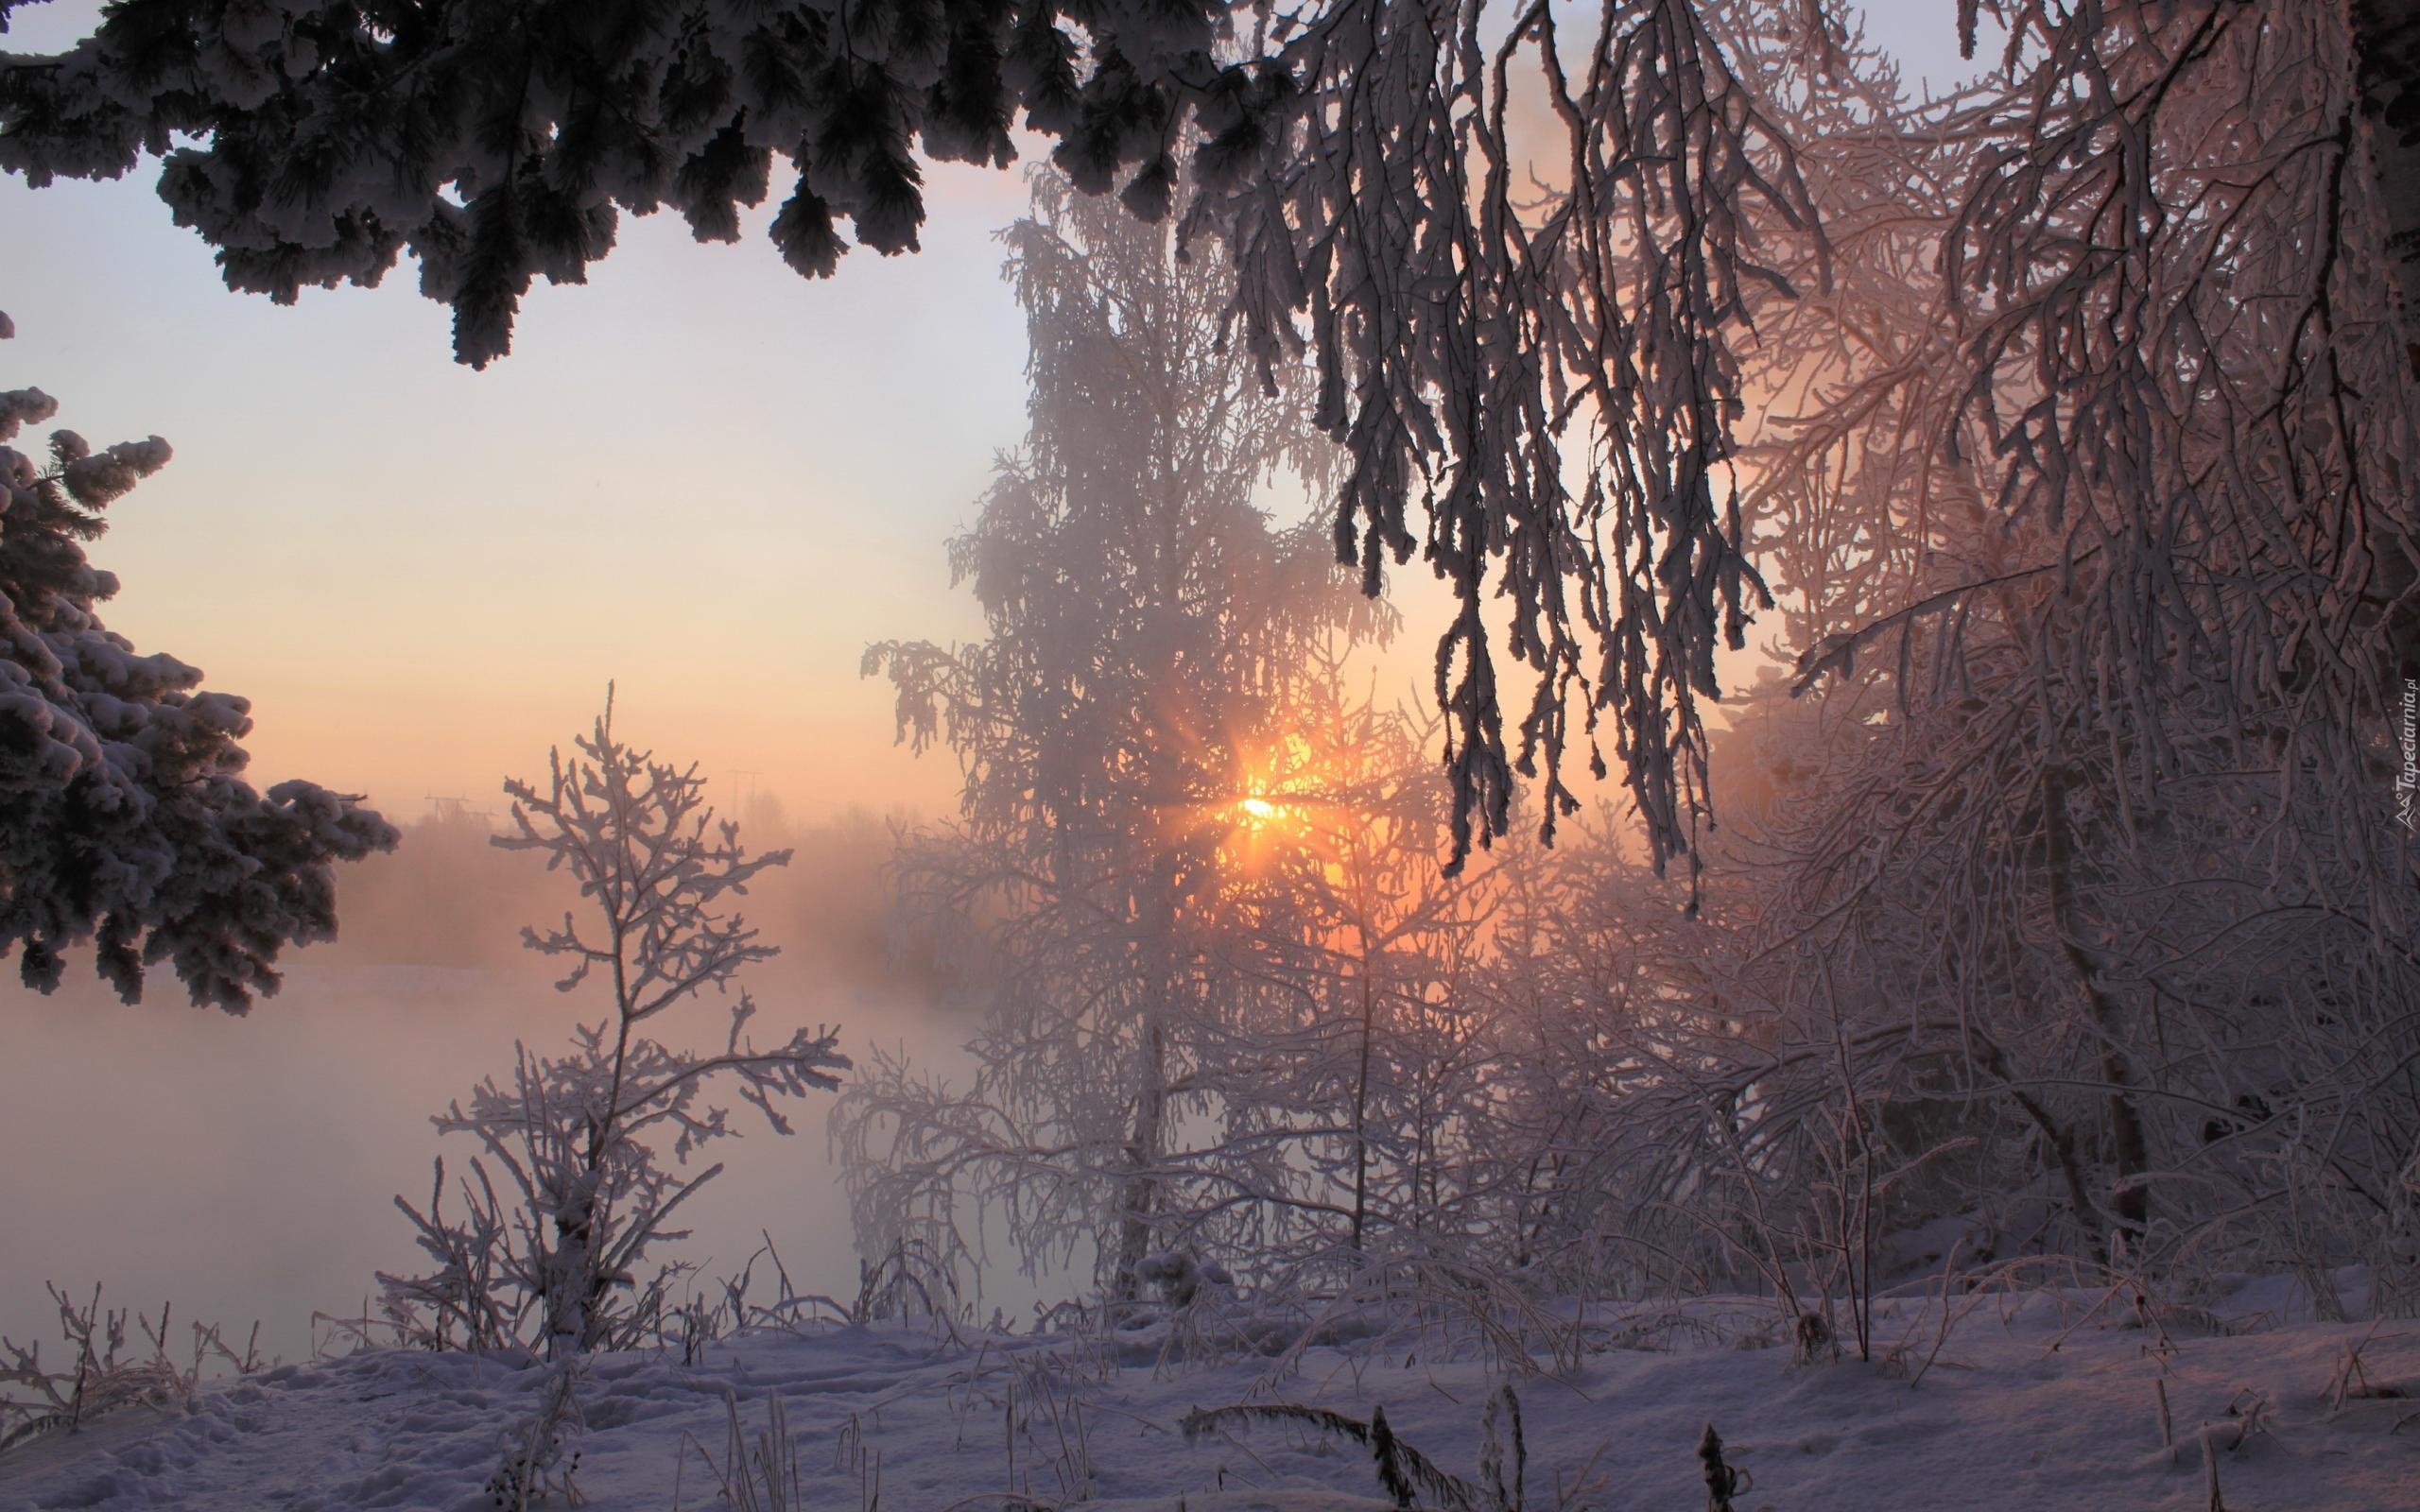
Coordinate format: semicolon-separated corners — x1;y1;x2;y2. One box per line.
836;169;1374;1305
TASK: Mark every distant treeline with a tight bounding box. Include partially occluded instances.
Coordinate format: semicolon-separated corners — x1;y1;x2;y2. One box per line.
322;801;938;1002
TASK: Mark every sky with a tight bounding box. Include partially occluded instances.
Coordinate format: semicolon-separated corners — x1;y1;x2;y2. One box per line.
0;1;1985;829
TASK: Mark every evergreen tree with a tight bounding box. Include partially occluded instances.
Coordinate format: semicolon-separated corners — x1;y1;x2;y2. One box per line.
0;310;394;1009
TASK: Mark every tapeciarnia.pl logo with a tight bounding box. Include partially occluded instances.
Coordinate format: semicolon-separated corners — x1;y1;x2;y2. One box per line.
2398;678;2418;833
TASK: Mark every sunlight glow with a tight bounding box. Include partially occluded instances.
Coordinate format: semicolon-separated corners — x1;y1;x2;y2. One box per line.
1222;735;1323;852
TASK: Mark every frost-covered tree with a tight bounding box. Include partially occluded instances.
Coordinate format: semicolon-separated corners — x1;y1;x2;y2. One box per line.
382;692;847;1356
835;169;1380;1306
1768;5;2418;1279
1485;3;2420;1299
0;309;395;1009
1247;674;1503;1272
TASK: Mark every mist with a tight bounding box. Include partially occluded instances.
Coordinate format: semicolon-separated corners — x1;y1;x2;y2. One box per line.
0;799;966;1364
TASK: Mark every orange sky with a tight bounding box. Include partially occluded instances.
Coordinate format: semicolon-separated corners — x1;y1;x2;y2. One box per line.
6;139;1035;822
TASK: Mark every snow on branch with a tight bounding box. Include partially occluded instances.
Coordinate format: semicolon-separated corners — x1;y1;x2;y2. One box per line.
382;690;847;1358
0;309;396;1008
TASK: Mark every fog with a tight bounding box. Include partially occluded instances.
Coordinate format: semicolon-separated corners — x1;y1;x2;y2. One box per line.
0;803;971;1365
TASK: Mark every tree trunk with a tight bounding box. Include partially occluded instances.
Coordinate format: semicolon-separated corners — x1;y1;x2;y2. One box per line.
1113;1012;1167;1307
1111;853;1187;1309
1348;961;1378;1261
2041;765;2152;1252
1976;1036;2104;1260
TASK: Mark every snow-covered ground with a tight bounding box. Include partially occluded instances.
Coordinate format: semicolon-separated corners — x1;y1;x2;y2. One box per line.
4;1281;2412;1511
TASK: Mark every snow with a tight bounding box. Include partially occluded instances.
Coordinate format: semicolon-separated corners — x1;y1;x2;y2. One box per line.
4;1285;2412;1511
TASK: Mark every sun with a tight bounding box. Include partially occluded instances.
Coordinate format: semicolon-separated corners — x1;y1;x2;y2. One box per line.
1230;784;1311;838
1224;733;1326;838
1221;789;1298;867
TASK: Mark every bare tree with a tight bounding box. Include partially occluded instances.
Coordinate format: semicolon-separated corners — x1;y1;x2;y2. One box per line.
1261;674;1503;1270
1436;2;2420;1313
